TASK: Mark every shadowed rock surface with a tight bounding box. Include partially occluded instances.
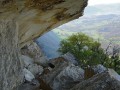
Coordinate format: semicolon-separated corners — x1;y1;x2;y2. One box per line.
62;52;78;65
21;42;48;67
71;69;120;90
41;57;84;90
0;20;23;90
37;57;120;90
0;0;88;47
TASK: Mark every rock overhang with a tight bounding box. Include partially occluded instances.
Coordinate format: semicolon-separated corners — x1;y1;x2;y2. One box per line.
0;0;88;47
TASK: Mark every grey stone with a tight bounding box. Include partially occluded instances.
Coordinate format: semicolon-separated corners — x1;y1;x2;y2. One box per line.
21;42;48;67
23;68;35;82
42;57;84;90
52;64;84;90
71;69;120;90
28;64;44;76
21;55;34;67
0;20;23;90
84;64;107;79
18;79;40;90
92;64;107;74
62;52;78;65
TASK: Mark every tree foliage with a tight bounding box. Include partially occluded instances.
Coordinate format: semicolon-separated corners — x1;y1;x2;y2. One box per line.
58;33;120;73
58;33;109;67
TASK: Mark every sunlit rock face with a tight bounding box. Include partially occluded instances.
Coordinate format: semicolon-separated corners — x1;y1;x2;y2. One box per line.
0;0;88;47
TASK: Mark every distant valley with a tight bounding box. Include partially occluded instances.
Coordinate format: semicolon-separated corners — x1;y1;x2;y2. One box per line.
37;3;120;59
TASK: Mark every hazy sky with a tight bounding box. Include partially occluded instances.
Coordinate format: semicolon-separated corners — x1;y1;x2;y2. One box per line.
88;0;120;6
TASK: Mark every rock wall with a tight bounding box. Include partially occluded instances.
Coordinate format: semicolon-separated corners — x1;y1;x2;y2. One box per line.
0;20;23;90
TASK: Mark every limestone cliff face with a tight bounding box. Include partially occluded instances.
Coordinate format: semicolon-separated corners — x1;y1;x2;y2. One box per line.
0;0;88;90
0;0;88;47
0;20;23;90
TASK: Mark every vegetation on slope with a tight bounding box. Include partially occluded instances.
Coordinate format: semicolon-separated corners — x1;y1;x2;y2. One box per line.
58;33;120;73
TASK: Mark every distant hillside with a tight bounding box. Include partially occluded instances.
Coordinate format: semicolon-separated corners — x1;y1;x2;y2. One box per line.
37;3;120;59
36;31;60;59
84;3;120;16
55;14;120;44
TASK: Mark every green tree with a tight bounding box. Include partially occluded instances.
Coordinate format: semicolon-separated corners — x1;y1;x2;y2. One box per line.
58;33;109;68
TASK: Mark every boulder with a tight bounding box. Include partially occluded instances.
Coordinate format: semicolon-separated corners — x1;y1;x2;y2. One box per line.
42;57;84;90
27;64;44;76
23;68;35;82
21;55;34;67
21;55;44;76
35;56;48;67
52;64;84;90
49;57;66;66
42;57;68;85
108;69;120;81
71;69;120;90
21;42;48;67
18;79;40;90
62;52;78;65
92;64;107;74
84;65;107;79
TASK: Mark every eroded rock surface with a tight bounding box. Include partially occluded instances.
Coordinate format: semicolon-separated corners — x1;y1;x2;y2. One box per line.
71;69;120;90
27;64;44;76
41;57;84;90
52;64;84;90
21;55;34;67
18;79;40;90
84;65;107;79
23;68;35;82
62;52;78;65
0;20;23;90
21;42;48;67
39;58;120;90
0;0;88;47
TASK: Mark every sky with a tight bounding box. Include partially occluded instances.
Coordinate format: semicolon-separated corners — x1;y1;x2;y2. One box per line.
88;0;120;6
